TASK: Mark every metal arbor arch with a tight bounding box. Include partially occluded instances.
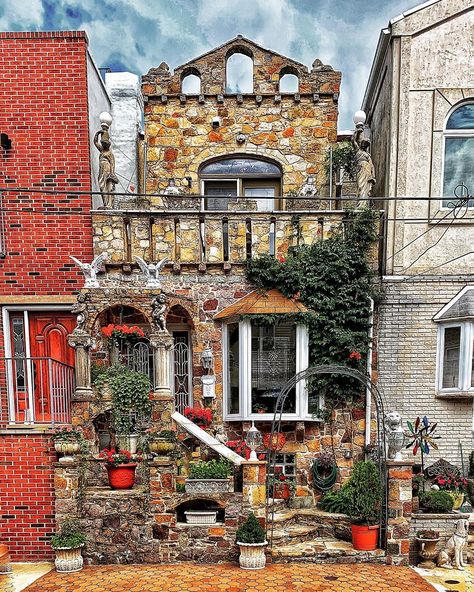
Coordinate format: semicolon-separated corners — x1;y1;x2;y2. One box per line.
265;364;387;549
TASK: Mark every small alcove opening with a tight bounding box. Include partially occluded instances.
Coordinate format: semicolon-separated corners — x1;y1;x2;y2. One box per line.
175;499;225;524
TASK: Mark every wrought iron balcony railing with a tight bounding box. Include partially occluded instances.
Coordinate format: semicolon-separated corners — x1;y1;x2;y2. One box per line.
0;357;75;427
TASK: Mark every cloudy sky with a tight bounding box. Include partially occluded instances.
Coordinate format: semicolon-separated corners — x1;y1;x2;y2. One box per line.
1;0;421;128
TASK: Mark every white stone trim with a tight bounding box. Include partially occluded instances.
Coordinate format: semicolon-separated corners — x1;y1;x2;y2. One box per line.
436;320;474;394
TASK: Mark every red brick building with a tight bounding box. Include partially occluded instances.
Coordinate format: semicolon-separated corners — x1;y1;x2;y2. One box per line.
0;31;109;560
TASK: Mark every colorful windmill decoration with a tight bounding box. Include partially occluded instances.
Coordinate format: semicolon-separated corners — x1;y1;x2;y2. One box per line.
406;416;440;472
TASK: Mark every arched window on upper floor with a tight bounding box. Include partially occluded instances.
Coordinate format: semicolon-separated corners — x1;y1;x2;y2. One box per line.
442;102;474;207
226;50;253;94
181;68;201;94
279;66;299;93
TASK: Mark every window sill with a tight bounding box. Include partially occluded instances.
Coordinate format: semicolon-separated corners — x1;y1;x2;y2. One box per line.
224;415;323;422
0;425;56;435
435;391;474;400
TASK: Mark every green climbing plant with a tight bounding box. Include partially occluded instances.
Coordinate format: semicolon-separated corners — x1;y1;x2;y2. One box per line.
245;207;380;412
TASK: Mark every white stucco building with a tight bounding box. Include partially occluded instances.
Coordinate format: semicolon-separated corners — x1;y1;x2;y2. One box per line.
363;0;474;464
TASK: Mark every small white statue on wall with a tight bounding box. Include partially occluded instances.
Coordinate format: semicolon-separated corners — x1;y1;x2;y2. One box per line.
69;252;109;288
135;256;168;289
384;411;405;461
437;519;469;570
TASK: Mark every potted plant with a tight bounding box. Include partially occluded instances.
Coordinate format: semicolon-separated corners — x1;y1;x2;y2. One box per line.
418;490;454;513
99;448;139;490
236;512;267;570
148;430;177;456
432;473;468;510
184;406;213;428
346;460;382;551
415;529;440;567
185;459;233;494
52;427;85;463
253;403;267;414
51;519;87;573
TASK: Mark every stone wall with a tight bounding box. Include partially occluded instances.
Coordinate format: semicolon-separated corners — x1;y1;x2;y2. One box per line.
377;277;474;465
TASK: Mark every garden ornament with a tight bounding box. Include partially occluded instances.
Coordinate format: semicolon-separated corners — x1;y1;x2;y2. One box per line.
351;116;375;201
135;256;168;289
69;252;109;288
437;519;469;570
152;293;168;332
384;411;405;461
94;111;118;208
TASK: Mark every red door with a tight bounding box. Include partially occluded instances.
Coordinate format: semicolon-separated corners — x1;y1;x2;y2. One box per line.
28;313;75;422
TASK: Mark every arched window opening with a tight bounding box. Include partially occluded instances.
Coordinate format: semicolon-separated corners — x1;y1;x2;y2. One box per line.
442;102;474;206
226;52;253;94
182;73;201;94
279;73;299;93
200;156;282;212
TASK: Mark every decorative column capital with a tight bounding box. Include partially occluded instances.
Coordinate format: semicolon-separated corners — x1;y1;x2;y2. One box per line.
149;331;173;350
67;331;94;350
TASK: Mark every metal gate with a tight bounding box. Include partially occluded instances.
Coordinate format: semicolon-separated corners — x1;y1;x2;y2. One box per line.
265;364;388;551
172;335;192;413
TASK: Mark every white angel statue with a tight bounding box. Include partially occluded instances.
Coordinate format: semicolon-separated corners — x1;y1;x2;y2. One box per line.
135;256;168;288
69;252;109;288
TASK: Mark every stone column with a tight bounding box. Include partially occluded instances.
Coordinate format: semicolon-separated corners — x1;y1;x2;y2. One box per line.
386;459;414;565
150;331;174;430
68;332;93;401
54;461;80;524
242;460;267;512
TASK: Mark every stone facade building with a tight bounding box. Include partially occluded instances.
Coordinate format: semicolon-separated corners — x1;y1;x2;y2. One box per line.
363;0;474;464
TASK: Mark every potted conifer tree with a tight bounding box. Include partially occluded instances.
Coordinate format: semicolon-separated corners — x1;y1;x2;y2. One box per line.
347;460;382;551
236;512;267;570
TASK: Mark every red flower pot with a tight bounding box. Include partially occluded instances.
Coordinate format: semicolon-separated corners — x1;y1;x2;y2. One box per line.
351;524;379;551
106;463;137;490
273;483;291;500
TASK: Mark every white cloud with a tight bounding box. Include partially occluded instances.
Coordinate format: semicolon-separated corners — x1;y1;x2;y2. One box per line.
0;0;44;29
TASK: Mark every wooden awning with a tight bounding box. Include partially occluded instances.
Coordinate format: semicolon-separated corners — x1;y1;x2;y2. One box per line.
214;288;308;320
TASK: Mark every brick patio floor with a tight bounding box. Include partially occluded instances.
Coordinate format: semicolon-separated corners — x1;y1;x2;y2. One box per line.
22;563;436;592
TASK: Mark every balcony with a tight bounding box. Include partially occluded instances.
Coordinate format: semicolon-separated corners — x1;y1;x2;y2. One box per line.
0;357;75;427
92;196;355;267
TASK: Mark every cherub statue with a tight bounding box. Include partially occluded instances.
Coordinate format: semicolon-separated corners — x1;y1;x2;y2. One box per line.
352;125;376;202
71;292;89;333
94;121;119;209
135;256;168;289
152;293;167;332
70;253;109;288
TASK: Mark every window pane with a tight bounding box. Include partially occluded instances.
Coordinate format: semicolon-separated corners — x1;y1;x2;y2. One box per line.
251;323;296;413
227;323;240;414
204;181;237;211
201;158;281;176
442;327;461;389
442;137;474;205
244;187;275;212
446;104;474;129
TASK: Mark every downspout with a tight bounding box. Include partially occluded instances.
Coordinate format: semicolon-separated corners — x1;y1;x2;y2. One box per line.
365;297;375;447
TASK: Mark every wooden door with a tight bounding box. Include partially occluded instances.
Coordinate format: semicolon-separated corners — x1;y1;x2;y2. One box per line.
28;313;75;421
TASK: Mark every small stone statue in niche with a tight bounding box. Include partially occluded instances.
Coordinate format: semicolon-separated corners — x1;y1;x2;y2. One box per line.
352;124;376;201
152;293;168;332
94;112;119;209
71;292;89;334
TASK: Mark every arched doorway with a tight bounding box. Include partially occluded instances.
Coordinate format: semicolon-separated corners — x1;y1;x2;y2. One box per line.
265;364;387;550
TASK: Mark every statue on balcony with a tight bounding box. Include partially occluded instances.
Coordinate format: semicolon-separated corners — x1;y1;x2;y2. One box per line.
152;293;168;332
352;126;376;201
94;112;119;209
71;292;89;334
70;252;109;289
135;256;168;289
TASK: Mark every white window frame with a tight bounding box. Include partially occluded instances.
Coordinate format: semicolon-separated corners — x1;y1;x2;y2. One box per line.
440;101;474;209
223;319;313;421
436;321;474;394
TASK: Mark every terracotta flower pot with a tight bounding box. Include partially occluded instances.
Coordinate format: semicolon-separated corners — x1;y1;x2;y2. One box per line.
106;463;137;490
351;524;379;551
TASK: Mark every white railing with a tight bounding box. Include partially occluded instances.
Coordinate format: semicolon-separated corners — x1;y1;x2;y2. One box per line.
0;357;75;426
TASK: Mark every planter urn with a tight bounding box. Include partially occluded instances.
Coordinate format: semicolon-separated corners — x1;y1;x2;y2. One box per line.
237;542;268;570
54;545;84;573
106;463;137;490
416;536;440;569
54;441;81;464
149;439;175;456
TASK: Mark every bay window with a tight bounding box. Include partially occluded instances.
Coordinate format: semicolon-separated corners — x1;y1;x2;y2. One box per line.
223;319;311;420
437;322;474;394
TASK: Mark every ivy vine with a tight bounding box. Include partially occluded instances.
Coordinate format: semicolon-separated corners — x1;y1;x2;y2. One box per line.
245;207;380;412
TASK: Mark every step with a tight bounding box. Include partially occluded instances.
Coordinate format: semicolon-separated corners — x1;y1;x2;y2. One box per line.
271;524;320;543
271;537;386;564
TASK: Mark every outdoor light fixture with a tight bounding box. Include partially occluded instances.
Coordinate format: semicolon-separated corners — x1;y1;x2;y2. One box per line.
245;422;262;461
201;344;214;370
99;111;113;129
353;110;366;130
211;116;221;128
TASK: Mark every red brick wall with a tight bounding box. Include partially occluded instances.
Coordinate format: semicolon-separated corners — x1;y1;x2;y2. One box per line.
0;434;55;560
0;31;93;295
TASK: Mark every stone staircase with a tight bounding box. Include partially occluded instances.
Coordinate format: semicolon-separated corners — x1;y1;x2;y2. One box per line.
259;504;385;564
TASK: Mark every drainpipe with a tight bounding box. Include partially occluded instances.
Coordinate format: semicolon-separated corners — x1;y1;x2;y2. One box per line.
365;298;375;448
